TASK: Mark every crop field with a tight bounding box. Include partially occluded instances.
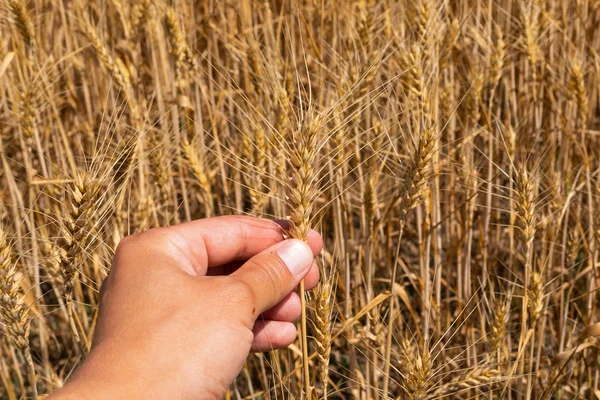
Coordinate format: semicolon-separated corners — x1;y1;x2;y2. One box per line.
1;0;600;398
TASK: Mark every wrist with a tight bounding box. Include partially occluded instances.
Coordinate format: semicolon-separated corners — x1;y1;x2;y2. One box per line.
48;374;110;400
48;344;157;399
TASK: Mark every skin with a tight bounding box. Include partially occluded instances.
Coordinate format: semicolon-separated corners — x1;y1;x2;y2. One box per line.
50;216;322;400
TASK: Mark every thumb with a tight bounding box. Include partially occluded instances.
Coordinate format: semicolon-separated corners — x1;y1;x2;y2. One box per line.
230;239;314;315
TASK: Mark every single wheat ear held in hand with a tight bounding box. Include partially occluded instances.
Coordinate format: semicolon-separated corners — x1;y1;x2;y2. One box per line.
287;115;321;241
286;112;323;397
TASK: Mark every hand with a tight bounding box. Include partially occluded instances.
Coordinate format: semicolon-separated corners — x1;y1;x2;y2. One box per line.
49;216;322;399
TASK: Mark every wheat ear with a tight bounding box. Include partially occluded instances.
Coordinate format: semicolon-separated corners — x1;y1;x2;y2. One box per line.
314;281;333;398
382;127;435;398
181;139;213;216
57;172;100;345
7;0;36;58
80;15;136;115
164;6;196;91
0;227;36;397
147;130;171;219
432;367;501;398
514;166;539;396
401;343;433;399
569;59;588;129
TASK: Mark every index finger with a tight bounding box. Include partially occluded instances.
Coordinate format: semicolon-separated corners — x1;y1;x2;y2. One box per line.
168;216;323;270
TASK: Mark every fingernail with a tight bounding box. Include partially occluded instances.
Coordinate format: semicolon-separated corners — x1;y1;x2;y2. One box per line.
277;239;313;277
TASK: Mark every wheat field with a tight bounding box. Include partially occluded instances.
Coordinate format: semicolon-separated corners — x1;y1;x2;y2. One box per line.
1;0;600;398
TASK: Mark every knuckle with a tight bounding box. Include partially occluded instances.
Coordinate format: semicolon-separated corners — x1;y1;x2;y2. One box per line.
115;228;170;258
112;234;142;273
115;233;138;255
112;228;168;275
116;228;154;251
139;227;171;245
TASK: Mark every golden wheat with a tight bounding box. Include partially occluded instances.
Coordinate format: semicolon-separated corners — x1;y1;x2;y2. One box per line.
1;1;599;398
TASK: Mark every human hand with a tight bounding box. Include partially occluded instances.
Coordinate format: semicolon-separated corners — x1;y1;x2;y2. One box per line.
50;216;322;399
